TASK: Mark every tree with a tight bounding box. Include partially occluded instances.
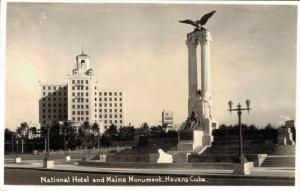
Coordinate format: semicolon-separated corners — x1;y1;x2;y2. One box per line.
78;121;92;149
16;122;29;154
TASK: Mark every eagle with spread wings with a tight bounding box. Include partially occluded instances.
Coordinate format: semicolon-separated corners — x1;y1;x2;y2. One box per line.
179;10;216;30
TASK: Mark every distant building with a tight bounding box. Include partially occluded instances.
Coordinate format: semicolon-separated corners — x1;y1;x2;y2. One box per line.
162;110;173;132
39;51;124;132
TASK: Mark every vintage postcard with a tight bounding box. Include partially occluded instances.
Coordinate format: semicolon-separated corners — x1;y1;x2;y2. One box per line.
1;0;298;190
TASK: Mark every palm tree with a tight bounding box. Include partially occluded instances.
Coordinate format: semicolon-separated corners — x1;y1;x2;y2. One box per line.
16;122;29;155
91;123;100;149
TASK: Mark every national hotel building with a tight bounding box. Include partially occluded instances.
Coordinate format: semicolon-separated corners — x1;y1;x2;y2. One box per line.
39;52;124;130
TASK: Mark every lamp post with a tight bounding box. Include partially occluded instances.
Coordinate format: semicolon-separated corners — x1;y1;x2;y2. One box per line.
44;122;50;161
228;99;251;163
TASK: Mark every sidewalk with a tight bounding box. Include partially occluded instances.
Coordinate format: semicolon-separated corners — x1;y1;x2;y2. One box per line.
4;160;295;180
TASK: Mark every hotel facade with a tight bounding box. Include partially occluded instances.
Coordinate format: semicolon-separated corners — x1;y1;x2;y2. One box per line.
39;52;124;131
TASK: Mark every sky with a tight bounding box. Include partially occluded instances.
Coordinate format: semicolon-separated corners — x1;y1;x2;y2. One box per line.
5;3;297;130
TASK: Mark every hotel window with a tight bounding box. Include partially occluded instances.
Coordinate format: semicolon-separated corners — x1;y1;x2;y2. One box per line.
119;103;122;107
110;120;112;124
81;105;84;109
105;120;107;124
86;105;89;109
81;111;84;115
109;98;112;101
104;103;107;107
99;92;102;96
115;114;117;118
53;103;56;107
95;103;97;106
77;111;80;115
48;104;51;107
86;86;88;90
120;120;122;123
95;114;97;118
114;98;117;101
100;114;102;118
72;99;75;103
115;120;117;124
100;103;102;107
99;109;102;112
95;98;97;101
99;98;102;101
119;92;122;96
48;87;51;90
86;80;88;84
95;109;97;112
86;111;89;115
72;80;75;84
86;92;88;96
104;109;107;112
114;103;117;107
72;86;75;90
119;98;122;101
48;109;51;112
64;92;66;96
43;86;46;90
48;98;51;101
77;80;80;84
73;117;75;121
120;114;122;118
72;105;75;109
86;99;88;102
109;92;112;96
43;92;46;96
104;114;107;118
95;92;97;95
110;109;112;112
120;109;122;112
110;114;112;118
54;87;56;90
104;92;107;96
72;93;75;96
114;92;117;96
77;117;80;121
81;80;83;84
115;109;117;112
72;111;75;115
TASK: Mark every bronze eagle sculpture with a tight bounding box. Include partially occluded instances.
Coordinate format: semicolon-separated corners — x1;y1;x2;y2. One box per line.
179;10;216;30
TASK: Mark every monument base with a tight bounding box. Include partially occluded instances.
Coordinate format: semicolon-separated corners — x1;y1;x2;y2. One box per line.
177;130;213;151
43;160;54;168
233;162;253;175
15;157;21;164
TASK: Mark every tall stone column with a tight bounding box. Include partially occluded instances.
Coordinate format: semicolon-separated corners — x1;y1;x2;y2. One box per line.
186;36;201;117
199;29;212;120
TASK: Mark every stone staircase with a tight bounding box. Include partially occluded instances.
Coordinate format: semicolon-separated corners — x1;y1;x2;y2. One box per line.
261;145;295;167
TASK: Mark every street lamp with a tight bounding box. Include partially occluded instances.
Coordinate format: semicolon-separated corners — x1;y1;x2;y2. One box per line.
44;121;50;162
228;99;251;163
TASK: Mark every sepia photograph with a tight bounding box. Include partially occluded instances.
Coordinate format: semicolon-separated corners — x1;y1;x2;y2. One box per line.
1;0;298;188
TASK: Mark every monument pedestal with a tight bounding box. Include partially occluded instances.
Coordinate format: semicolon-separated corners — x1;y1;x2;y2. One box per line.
277;127;295;145
233;162;253;175
177;130;213;151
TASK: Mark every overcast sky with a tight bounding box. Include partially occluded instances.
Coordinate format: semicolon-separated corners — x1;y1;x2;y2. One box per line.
5;3;297;130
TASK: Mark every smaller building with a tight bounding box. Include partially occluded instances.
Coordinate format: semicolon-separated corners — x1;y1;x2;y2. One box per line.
162;110;174;132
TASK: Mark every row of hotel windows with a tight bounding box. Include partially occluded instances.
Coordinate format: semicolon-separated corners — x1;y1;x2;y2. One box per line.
96;97;122;101
72;80;89;84
95;103;123;107
97;92;122;96
42;114;67;119
42;103;67;107
42;86;67;91
42;91;67;96
103;120;123;124
42;97;67;101
42;109;67;113
71;113;123;119
72;85;89;90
